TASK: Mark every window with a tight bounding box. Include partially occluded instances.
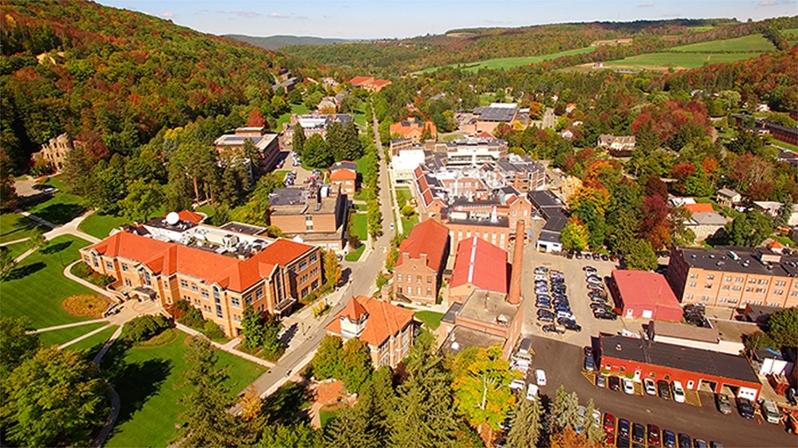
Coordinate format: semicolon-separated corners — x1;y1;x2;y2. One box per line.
255;289;263;300
397;274;402;282
191;283;198;291
180;280;189;288
201;290;209;298
706;275;715;281
215;304;223;318
231;297;241;307
143;271;151;285
121;263;128;272
124;279;132;286
106;261;113;269
245;294;253;305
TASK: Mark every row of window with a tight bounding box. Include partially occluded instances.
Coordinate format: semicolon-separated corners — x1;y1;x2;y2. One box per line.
397;286;433;296
396;274;433;284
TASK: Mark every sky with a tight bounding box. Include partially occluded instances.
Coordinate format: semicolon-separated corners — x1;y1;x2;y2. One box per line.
98;0;798;39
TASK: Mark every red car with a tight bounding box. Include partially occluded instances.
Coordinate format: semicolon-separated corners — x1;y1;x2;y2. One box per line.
603;412;616;444
647;424;661;447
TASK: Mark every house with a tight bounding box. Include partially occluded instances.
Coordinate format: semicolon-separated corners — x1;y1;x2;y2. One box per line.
79;230;321;337
608;270;683;321
448;236;508;305
268;184;349;251
716;188;742;208
32;133;79;173
213;126;280;172
389;118;437;143
666;246;798;309
329;161;357;195
326;296;415;368
348;76;392;92
680;203;728;242
598;334;762;400
597;134;636;157
753;201;798;226
392;219;450;304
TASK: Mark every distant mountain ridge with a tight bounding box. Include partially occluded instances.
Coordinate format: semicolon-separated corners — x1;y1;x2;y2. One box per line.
225;34;351;49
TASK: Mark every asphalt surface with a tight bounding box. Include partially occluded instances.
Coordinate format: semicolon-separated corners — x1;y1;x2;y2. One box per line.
528;336;796;448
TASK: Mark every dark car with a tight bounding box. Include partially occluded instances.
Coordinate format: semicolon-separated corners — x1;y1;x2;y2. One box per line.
715;393;732;415
694;439;708;448
584;354;595;371
608;376;621;392
632;423;645;444
537;308;554;316
617;436;630;448
537;314;554;323
736;397;755;419
663;430;676;448
542;324;565;334
677;433;691;448
563;320;582;332
657;380;671;400
618;419;630;439
647;424;661;447
584;347;593;357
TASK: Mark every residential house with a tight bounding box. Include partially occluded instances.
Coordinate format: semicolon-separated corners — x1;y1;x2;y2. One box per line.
753;201;798;226
716;188;742;208
597;134;636;157
326;296;415;368
393;219;450;304
681;203;728;242
389;118;437;143
329;161;357;195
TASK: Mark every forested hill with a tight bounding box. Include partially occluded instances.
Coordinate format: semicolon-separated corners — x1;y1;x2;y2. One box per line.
225;34;350;50
0;0;288;172
280;17;785;74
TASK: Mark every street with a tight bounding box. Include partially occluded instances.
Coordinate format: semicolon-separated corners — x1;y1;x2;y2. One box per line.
528;336;795;448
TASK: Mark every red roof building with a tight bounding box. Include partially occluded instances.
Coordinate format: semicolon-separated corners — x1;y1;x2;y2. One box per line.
683;203;715;214
609;270;683;321
348;76;392;92
80;231;322;337
448;236;508;305
177;210;205;225
393;219;450;304
326;296;415;367
329;160;357;195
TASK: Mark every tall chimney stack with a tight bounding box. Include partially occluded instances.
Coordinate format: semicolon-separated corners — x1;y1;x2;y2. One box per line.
507;220;525;305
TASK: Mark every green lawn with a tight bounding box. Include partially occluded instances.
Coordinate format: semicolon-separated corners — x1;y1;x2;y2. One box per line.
0;235;97;328
276;103;311;132
401;215;418;237
67;324;117;355
1;241;30;261
415;311;444;330
604;51;763;69
23;189;86;226
424;46;595;73
319;408;343;427
350;213;368;240
78;213;129;239
38;322;108;347
395;187;412;208
105;330;266;448
669;34;775;53
0;212;47;243
769;137;798;153
344;245;365;262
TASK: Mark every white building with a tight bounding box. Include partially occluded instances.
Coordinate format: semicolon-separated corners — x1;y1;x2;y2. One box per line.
392;147;426;183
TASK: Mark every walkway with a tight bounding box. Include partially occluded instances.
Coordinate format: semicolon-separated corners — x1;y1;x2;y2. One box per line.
0;237;31;247
60;323;114;349
175;323;275;368
64;260;122;302
31;318;107;334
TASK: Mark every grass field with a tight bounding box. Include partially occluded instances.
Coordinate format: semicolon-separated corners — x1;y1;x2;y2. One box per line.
344;245;365;262
401;215;418;236
604;51;763;69
350;213;368;240
67;324;117;355
105;330;265;448
0;212;48;243
0;235;97;328
395;187;412;208
414;311;444;330
1;241;30;260
23;176;86;225
276;103;311;131
669;34;775;53
37;322;108;347
78;213;128;239
424;47;595;73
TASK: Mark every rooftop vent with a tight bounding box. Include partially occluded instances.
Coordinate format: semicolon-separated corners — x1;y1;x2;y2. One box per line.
615;344;622;351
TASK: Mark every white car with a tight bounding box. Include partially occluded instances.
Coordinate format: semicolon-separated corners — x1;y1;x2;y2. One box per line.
672;381;686;403
761;399;782;424
535;369;547;386
526;384;539;400
509;379;525;391
644;378;657;396
622;378;635;395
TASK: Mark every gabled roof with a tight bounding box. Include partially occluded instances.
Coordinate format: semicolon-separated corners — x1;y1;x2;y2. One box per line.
450;236;508;293
177;210;204;225
396;219;449;271
326;296;415;347
330;161;357;181
349;76;373;86
341;299;368;321
683;203;714;214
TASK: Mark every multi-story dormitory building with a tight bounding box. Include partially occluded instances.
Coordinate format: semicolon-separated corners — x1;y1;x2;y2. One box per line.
79;212;322;337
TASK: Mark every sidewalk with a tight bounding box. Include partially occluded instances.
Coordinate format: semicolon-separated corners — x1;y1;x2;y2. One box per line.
175;323;275;368
31;318;108;333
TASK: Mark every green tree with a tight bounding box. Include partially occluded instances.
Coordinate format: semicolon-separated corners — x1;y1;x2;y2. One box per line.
232;173;283;225
0;316;40;377
26;228;47;252
1;346;107;447
0;151;18;212
292;123;306;155
302;134;334;169
548;385;580;434
622;239;658;271
777;199;794;227
260;312;286;360
312;335;343;379
121;179;164;221
724;211;773;247
584;399;605;445
506;394;543;448
88;154;128;213
341;338;373;394
560;220;589;252
242;305;266;349
452;346;519;441
323;249;342;290
260;422;321;448
0;246;16;280
766;307;798;349
180;336;248;446
323;382;384;448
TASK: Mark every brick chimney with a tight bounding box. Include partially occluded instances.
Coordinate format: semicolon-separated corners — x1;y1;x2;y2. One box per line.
507;220;525;305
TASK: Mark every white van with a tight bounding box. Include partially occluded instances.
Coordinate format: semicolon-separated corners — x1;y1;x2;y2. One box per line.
672;381;686;403
535;369;547;386
526;384;539;400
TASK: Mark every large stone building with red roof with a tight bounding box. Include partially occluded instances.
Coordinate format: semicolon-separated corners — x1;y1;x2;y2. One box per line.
448;236;508;305
348;76;392;92
392;219;450;304
79;227;322;337
326;296;415;368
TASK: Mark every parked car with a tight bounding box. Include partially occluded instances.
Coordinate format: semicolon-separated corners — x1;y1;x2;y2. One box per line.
535;369;547;386
509;379;525;390
542;324;565;334
657;380;671;400
677;433;691;448
609;375;621;392
603;412;616;433
663;430;676;448
715;393;732;415
596;374;607;388
644;378;657;396
736;397;755;419
672;381;686;403
647;424;661;447
526;383;539;401
583;265;597;273
618;418;630;440
632;423;645;444
709;442;724;448
760;399;782;424
694;439;708;448
623;378;635;395
584;354;595;371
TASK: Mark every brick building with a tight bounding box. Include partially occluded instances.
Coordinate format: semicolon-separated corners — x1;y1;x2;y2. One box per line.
80;230;321;337
393;219;450;304
268;184;349;251
609;270;683;321
448;236;508;305
329;161;357;195
389;118;437;143
667;246;798;309
213;126;280;172
599;334;761;401
326;296;415;368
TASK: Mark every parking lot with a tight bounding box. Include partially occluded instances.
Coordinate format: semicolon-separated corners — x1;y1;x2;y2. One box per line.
522;248;638;346
526;336;795;447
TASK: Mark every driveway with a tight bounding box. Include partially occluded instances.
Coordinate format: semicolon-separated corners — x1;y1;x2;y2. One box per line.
527;336;795;447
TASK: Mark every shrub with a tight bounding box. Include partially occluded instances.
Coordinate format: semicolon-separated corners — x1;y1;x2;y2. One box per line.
175;300;206;329
123;315;172;343
71;263;114;287
62;295;109;318
201;321;225;340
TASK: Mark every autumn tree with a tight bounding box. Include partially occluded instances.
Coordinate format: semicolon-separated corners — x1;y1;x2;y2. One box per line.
584;399;604;445
623;239;658;271
323;249;341;290
560;220;589;252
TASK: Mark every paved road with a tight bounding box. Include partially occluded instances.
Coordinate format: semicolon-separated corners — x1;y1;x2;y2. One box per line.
244;106;396;398
528;336;795;448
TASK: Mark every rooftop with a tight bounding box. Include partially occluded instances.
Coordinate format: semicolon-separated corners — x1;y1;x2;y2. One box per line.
269;187;341;215
326;296;415;347
219;221;267;236
458;288;519;328
599;335;759;383
440;325;506;355
450;236;508;294
675;246;798;277
397;219;449;271
474;103;518;122
529;190;565;209
650;320;719;344
612;270;682;318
